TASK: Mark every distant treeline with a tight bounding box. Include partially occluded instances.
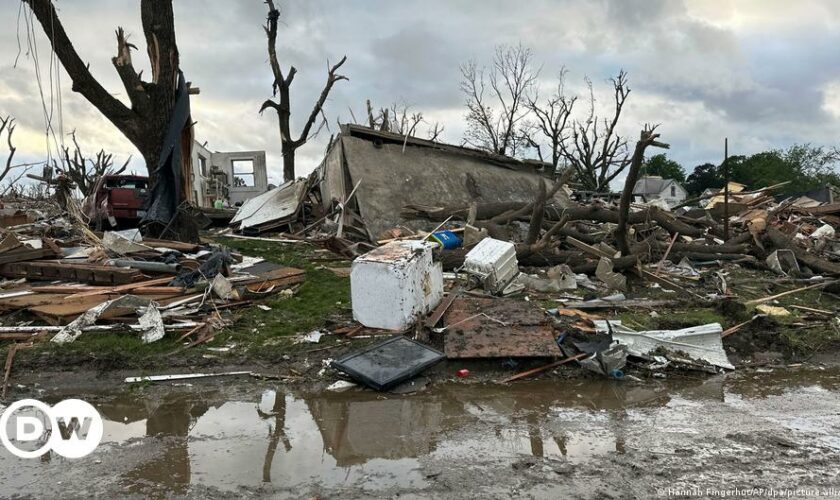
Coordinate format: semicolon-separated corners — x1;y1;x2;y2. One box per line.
641;144;840;196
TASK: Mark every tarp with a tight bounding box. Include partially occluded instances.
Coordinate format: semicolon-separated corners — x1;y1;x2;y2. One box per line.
142;72;192;226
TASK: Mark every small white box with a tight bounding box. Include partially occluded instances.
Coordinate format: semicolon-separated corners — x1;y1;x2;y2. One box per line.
463;238;519;293
351;241;443;331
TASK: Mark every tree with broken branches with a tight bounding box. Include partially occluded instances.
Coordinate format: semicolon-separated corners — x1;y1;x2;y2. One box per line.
523;70;577;170
616;125;670;255
53;131;131;197
460;43;539;156
362;100;444;141
0;116;18;186
22;0;190;188
560;70;632;192
259;1;348;182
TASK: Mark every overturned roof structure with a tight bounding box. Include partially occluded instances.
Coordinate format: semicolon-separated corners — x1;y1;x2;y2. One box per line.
317;124;566;240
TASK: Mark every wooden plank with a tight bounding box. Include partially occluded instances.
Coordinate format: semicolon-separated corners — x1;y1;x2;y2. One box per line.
424;292;458;328
499;353;588;383
66;276;174;298
745;281;835;306
0;293;70;311
141;238;201;252
566;236;613;258
443;297;560;359
0;261;141;285
240;268;306;293
0;333;37;341
0;247;59;265
27;293;176;324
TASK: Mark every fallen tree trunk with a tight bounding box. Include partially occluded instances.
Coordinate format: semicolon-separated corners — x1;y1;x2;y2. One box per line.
654;241;753;255
669;252;758;262
571;253;645;274
766;227;840;275
411;203;707;238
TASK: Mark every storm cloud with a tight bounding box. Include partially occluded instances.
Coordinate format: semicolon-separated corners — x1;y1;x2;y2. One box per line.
1;0;839;184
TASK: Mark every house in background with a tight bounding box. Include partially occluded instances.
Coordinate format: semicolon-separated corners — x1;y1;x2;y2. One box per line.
632;176;687;207
191;141;269;207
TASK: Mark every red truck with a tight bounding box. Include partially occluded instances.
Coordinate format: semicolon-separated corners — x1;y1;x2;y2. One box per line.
83;175;149;228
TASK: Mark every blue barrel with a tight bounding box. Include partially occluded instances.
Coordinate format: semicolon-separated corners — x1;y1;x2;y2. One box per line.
431;230;462;249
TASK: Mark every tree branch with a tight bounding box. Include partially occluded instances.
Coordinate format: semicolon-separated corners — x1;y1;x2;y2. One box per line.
111;27;151;115
22;0;134;127
0;116;17;184
294;56;347;147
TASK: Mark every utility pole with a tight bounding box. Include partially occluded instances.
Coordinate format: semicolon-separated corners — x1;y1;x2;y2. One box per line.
723;138;730;241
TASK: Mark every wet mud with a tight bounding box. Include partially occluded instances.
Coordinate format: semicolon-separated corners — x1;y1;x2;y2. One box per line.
1;368;839;498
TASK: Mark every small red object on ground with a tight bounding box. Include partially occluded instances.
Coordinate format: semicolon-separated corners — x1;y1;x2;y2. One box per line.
456;369;470;378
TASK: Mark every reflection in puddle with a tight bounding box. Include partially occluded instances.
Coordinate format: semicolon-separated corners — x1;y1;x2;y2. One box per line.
2;368;838;496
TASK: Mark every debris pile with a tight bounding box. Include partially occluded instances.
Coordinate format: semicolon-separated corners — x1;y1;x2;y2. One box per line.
0;220;305;358
216;127;840;391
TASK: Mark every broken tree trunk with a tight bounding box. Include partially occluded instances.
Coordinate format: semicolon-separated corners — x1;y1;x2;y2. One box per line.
23;0;187;189
525;181;547;245
616;126;670;256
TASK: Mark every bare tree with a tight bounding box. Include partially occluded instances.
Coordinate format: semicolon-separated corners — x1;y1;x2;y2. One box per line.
0;116;18;186
560;70;631;192
523;70;577;170
362;100;444;141
460;43;539;156
426;122;444;142
22;0;191;189
259;1;348;182
53;131;131;197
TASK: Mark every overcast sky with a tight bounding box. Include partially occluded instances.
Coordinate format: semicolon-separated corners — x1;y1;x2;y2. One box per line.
2;0;840;186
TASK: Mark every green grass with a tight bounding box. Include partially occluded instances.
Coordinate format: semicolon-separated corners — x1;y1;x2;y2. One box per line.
210;237;351;360
617;308;727;331
13;237;352;370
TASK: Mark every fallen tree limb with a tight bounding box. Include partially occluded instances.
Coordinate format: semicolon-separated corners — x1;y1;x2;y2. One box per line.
745;280;836;306
499;352;588;383
409;203;707;240
570;254;645;274
766;227;840;275
654;241;753;255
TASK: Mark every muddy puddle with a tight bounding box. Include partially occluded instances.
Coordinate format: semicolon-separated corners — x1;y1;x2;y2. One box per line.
1;368;839;498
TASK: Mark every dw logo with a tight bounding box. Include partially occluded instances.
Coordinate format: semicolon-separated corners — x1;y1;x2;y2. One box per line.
0;399;103;459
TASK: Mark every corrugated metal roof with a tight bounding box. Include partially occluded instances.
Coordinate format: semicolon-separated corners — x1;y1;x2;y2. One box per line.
230;179;307;230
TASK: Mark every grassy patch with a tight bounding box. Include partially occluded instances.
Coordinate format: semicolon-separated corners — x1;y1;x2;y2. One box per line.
617;308;727;331
780;320;840;352
208;238;351;361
